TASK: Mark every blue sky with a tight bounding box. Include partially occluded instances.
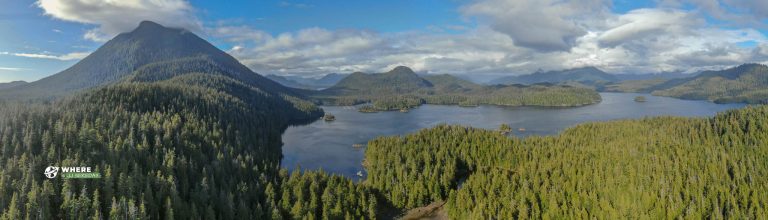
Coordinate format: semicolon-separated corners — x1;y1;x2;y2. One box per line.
1;0;767;82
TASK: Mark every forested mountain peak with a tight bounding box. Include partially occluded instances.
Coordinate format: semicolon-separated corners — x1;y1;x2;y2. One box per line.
0;20;265;99
324;66;433;95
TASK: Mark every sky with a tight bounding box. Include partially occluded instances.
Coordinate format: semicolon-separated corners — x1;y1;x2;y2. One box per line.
1;0;767;82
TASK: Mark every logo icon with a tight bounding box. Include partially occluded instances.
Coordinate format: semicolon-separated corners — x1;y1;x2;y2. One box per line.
44;166;59;179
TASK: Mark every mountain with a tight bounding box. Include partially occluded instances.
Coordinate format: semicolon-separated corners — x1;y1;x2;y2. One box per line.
322;66;433;95
310;66;601;109
651;63;768;103
494;66;618;85
0;81;27;90
0;21;293;99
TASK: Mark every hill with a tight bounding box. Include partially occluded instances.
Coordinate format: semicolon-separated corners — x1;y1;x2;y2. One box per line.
494;66;618;85
650;63;768;103
0;81;27;90
309;66;601;109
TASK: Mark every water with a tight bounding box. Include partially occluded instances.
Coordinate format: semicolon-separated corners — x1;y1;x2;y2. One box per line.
280;93;746;179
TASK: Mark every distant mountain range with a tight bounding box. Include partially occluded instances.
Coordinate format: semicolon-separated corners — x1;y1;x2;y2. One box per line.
650;63;768;103
266;73;348;90
492;67;618;85
310;66;601;109
0;81;27;90
490;66;696;86
602;63;768;103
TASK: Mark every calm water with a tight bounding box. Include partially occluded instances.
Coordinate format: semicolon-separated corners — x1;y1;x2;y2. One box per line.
280;93;746;179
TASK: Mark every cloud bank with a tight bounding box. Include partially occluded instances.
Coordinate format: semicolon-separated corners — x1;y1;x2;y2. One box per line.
216;0;768;76
35;0;768;76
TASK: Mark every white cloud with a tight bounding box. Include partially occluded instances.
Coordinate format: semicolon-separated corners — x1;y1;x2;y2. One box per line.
659;0;768;27
598;9;700;47
36;0;200;42
1;51;90;61
0;67;27;71
218;15;768;77
462;0;611;52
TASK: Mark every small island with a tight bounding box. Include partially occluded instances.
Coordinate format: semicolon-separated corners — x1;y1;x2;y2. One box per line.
634;96;647;102
499;123;512;134
323;113;336;121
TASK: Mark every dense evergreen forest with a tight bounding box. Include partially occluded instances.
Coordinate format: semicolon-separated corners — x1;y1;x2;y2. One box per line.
0;71;392;219
365;106;768;219
308;66;602;110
